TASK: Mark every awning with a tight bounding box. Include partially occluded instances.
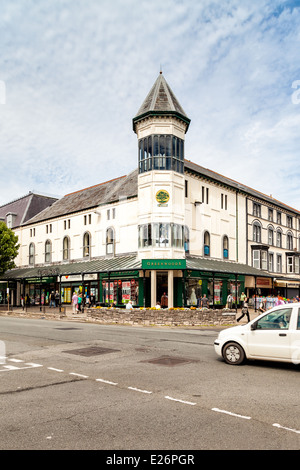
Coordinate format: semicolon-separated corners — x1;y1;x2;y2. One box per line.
1;254;274;281
1;255;142;280
185;256;273;278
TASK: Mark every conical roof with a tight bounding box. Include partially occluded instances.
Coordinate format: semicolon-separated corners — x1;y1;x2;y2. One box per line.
133;73;190;132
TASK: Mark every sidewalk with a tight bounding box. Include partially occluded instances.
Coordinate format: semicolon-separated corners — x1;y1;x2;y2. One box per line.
0;305;260;325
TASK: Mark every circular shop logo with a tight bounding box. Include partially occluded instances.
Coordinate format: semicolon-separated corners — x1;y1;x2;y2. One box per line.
155;190;170;205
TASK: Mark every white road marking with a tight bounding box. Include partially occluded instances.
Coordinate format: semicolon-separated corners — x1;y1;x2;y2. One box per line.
273;423;300;434
165;395;196;406
9;358;24;363
69;372;89;378
48;367;64;372
96;378;118;386
128;386;152;394
212;407;251;420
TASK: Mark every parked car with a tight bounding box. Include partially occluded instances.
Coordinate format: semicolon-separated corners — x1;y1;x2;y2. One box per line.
214;303;300;365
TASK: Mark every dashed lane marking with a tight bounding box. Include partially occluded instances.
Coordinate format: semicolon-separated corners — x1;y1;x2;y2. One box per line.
212;407;251;420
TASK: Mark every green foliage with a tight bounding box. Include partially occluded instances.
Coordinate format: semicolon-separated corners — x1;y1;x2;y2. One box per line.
0;222;20;276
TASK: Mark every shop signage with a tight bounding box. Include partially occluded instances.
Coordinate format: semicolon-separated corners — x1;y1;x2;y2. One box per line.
142;259;186;270
61;273;97;282
155;189;170;207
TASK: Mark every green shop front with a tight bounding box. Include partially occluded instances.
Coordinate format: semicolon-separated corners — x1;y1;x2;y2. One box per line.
1;254;272;309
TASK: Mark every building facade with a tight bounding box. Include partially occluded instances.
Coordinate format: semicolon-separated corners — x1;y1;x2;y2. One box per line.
2;73;300;308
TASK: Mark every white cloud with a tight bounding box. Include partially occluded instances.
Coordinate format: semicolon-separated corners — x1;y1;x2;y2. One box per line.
0;0;300;211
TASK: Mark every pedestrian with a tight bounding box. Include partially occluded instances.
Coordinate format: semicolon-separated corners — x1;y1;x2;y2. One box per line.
126;300;133;309
201;294;209;308
90;293;95;307
55;290;60;307
155;301;161;309
240;292;246;307
226;293;233;309
161;292;168;308
237;298;250;323
21;295;25;311
49;291;56;308
72;292;78;314
77;293;82;312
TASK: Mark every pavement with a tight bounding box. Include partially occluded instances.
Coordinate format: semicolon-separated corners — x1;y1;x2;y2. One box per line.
0;305;260;326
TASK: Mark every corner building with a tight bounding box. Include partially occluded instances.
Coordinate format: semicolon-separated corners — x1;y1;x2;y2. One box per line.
4;73;300;308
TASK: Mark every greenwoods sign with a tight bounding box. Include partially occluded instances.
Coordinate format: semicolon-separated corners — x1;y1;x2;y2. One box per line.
142;259;186;270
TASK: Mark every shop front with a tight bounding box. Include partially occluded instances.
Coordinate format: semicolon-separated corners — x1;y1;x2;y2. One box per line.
184;271;244;308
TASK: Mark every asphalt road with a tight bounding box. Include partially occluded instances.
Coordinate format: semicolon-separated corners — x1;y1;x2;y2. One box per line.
0;316;299;451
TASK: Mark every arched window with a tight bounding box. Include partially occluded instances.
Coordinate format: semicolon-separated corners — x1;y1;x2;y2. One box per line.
29;243;35;265
253;221;261;243
287;231;293;250
223;235;229;259
63;236;70;261
268;226;274;246
276;229;282;248
83;232;91;258
106;227;115;255
45;240;52;263
204;231;210;256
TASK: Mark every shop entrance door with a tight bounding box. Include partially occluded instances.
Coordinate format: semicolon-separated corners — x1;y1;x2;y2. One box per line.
157;272;168;306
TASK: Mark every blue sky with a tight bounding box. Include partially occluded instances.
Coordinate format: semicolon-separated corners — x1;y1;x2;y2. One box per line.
1;0;300;210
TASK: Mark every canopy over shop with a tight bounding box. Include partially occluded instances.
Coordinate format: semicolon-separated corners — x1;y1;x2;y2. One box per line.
1;254;275;310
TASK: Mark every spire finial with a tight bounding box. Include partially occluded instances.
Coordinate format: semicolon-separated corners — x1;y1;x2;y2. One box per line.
160;64;162;74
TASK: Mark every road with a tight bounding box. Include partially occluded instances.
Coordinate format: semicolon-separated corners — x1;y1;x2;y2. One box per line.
0;316;299;451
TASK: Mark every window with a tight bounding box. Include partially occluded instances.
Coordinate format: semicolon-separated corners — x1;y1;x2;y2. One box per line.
253;222;261;243
252;250;260;269
277;254;282;273
185;180;188;198
287;256;300;274
112;208;116;219
269;253;274;272
45;240;51;263
107;210;110;220
268;227;274;246
276;229;282;248
277;211;282;224
83;232;91;258
106;228;115;254
252;249;268;270
253;202;261;217
63;236;70;261
256;308;292;330
29;243;35;265
221;194;228;210
287;215;293;228
223;235;229;259
204;231;210;256
184;226;189;253
268;208;273;221
287;232;293;250
261;251;267;270
138;134;184;174
201;186;209;204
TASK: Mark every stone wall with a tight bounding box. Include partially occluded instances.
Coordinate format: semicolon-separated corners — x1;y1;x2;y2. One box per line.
87;307;236;326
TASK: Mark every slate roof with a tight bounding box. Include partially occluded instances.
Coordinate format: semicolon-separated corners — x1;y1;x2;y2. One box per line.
21;170;138;226
133;73;191;132
0;193;58;228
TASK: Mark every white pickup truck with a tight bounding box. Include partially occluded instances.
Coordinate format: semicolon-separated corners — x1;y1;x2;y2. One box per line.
214;303;300;365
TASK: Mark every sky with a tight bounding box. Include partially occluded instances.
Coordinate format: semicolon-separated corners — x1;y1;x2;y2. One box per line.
0;0;300;211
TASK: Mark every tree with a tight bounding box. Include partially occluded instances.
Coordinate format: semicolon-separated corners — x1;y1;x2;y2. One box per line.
0;222;20;276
